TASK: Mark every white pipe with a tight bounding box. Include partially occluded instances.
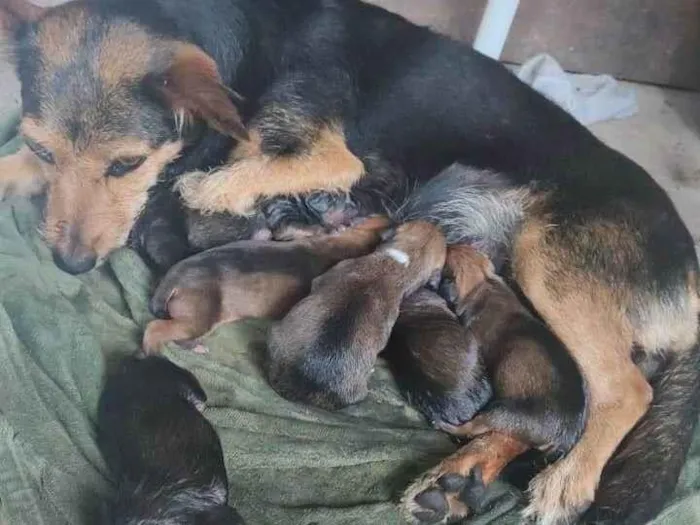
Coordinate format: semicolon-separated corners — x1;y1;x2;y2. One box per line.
472;0;520;60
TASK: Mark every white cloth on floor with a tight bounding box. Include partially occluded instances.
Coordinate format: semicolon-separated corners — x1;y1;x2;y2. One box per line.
517;53;638;126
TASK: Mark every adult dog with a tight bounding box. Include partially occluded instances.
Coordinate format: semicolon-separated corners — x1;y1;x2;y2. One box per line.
0;0;698;523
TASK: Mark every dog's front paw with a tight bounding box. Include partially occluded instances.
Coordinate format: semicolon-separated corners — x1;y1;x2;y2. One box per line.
177;169;256;215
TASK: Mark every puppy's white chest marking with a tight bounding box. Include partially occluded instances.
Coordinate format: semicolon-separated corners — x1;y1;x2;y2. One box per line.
383;248;410;266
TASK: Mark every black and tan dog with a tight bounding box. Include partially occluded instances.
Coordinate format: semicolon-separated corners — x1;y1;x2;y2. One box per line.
97;355;245;525
265;221;447;410
1;0;699;522
394;245;586;524
143;216;388;353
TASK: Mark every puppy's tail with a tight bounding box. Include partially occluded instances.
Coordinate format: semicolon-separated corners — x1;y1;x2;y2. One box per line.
584;341;700;524
396;163;532;260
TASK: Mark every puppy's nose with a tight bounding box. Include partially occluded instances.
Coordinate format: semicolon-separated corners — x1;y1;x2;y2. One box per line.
52;246;97;274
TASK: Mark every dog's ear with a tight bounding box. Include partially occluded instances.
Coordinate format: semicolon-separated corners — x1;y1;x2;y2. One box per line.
154;44;248;141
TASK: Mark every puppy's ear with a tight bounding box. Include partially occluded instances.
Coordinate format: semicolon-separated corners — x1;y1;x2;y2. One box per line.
154;44;248;141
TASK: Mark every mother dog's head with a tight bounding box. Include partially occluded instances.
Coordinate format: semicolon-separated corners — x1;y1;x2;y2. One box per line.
3;0;246;273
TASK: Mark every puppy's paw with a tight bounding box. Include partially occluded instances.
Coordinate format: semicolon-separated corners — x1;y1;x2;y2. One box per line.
142;320;196;355
272;223;328;241
402;465;487;524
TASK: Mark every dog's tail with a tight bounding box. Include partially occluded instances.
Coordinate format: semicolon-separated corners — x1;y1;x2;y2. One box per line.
583;342;700;524
395;163;532;263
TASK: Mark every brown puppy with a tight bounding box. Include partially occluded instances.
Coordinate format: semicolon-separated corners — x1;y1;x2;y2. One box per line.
265;221;447;410
402;245;586;524
143;216;389;353
384;288;492;430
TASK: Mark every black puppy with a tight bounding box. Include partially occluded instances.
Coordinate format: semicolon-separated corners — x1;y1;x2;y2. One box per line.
97;355;244;525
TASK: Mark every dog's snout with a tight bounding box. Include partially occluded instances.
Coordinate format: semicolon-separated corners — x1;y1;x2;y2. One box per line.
51;227;97;274
52;247;97;274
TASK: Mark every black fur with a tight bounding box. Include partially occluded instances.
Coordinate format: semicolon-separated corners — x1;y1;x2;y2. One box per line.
97;355;245;525
383;288;492;428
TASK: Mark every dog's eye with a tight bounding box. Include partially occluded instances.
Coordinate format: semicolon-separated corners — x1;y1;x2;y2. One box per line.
106;156;147;178
25;139;55;165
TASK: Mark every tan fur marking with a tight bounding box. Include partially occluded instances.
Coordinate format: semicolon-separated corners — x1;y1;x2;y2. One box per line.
35;4;87;69
177;126;365;214
98;23;155;88
0;145;49;198
440;433;530;485
513;219;654;524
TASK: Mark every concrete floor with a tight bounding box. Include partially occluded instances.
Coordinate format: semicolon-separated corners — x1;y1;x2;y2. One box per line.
0;39;698;253
590;83;700;254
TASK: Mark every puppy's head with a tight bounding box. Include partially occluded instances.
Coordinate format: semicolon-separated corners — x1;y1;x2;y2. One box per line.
7;2;247;273
441;245;495;305
105;355;207;411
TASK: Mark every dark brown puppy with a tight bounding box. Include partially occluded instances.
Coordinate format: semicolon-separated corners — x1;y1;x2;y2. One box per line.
143;216;389;353
402;245;586;524
384;288;492;430
98;355;245;525
265;221;447;410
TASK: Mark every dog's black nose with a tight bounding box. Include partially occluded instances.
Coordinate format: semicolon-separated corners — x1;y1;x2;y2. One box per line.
52;248;97;274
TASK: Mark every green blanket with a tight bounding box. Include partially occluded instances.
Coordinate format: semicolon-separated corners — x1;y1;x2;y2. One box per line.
0;136;698;525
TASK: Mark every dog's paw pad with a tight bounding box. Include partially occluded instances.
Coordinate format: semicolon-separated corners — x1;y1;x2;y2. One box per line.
413;489;449;522
437;473;466;493
457;468;487;512
403;466;489;524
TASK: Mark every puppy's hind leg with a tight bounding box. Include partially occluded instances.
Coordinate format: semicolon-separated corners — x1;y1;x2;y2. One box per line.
143;290;220;354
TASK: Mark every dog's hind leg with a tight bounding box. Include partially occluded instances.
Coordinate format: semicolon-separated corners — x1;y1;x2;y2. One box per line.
0;146;49;199
512;222;655;525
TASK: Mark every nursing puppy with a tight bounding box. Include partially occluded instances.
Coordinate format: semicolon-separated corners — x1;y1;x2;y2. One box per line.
143;216;389;353
97;355;244;525
384;288;492;429
186;191;362;253
265;221;447;410
402;245;586;524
